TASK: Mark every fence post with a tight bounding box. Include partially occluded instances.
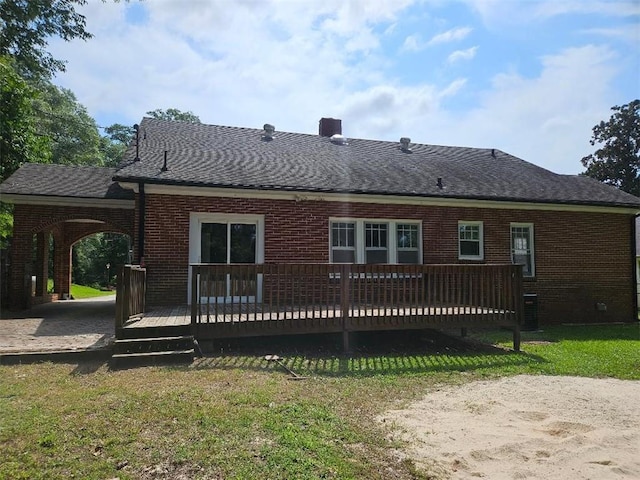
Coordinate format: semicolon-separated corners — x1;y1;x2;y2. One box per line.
512;265;524;352
190;265;198;328
114;265;126;337
340;264;351;352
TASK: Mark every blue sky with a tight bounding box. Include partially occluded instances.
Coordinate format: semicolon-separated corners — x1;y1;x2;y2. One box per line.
49;0;639;174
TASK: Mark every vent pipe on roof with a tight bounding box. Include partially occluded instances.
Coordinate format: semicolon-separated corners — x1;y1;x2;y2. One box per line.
330;134;349;146
262;123;275;141
319;117;342;137
491;148;496;158
400;137;412;153
161;150;168;172
437;177;443;189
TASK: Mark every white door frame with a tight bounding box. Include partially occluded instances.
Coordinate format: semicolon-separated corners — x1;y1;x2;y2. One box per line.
188;212;265;304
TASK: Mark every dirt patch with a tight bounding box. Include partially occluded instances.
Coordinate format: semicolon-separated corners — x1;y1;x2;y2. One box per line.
380;375;640;479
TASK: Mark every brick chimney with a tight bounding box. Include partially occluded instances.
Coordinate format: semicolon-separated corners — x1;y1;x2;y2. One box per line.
319;118;342;137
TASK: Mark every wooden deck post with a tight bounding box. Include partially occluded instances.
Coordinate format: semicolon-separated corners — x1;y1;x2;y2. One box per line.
512;264;524;352
340;264;351;353
190;265;198;328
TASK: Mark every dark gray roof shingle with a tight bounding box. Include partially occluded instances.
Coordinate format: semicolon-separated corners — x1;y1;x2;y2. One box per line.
0;164;133;200
111;118;640;209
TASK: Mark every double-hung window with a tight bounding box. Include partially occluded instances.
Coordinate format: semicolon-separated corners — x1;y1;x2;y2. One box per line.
458;221;484;260
331;222;356;263
396;223;420;264
365;223;388;264
511;223;535;277
330;219;421;264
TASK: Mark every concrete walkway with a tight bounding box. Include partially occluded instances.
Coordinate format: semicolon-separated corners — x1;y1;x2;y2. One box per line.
0;296;115;356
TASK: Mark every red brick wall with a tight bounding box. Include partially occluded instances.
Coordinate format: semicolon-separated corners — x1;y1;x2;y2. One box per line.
142;194;636;325
8;204;134;307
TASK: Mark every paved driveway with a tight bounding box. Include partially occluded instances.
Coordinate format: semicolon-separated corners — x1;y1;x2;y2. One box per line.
0;296;115;353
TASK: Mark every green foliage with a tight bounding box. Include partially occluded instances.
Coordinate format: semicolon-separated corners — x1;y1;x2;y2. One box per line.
72;233;130;288
0;56;51;182
100;123;134;167
0;0;92;79
581;99;640;196
146;108;201;123
31;81;104;166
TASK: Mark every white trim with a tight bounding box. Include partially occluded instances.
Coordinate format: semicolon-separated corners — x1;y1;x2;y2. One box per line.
188;212;265;304
458;220;484;261
129;183;640;215
0;193;134;209
329;217;422;264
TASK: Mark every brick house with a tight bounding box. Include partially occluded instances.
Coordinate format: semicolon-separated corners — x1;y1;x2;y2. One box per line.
2;117;639;327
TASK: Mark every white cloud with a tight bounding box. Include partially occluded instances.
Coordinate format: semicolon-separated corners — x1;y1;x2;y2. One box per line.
431;45;620;173
426;26;473;46
401;34;423;52
45;1;633;176
463;0;640;28
447;46;479;63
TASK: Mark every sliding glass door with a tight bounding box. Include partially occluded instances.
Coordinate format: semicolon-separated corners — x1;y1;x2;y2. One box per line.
189;214;264;304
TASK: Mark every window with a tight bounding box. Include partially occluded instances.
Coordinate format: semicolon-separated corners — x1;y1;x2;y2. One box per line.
365;223;388;264
330;219;421;264
331;222;356;263
458;221;483;260
511;223;534;277
397;223;420;264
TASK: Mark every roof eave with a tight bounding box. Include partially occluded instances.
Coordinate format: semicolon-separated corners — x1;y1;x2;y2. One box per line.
0;193;135;209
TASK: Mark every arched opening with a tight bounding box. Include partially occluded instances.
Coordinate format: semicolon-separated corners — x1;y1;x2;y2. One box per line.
71;232;131;296
12;214;134;308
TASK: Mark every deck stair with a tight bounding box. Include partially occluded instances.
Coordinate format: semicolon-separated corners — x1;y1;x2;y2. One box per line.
112;324;196;366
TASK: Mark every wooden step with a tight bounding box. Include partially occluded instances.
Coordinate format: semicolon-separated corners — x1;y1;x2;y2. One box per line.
111;348;195;367
112;349;195;359
113;336;195;354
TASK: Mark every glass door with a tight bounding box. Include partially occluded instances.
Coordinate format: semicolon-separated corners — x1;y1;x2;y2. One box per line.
201;222;258;301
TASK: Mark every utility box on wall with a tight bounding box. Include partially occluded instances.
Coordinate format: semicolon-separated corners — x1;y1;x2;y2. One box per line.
523;294;538;331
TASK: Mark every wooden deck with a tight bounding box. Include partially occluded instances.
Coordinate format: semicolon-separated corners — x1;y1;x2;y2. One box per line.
123;305;191;329
117;263;524;351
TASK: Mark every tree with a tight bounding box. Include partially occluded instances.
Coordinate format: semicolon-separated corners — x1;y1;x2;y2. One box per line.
146;108;201;123
0;56;51;247
581;100;640;197
0;0;91;79
100;123;134;167
31;81;104;166
0;56;51;181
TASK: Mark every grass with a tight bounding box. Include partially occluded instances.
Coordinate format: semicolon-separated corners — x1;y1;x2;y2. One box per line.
0;324;638;479
46;279;115;299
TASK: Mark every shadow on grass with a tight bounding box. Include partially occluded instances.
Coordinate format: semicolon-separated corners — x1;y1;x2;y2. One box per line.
189;329;546;378
478;323;640;344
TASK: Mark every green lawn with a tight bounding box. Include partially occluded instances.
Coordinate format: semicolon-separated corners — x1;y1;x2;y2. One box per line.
0;324;638;480
47;280;115;299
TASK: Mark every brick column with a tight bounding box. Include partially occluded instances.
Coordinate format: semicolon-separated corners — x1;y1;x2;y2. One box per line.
52;232;72;298
34;231;49;297
9;226;32;309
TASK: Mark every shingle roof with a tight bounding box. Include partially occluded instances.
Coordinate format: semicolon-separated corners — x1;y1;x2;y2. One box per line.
0;163;133;200
112;118;640;209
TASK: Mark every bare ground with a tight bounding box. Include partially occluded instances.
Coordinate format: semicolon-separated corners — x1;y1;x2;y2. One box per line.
380;375;640;480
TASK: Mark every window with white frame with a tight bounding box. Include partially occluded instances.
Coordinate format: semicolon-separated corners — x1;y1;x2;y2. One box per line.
330;219;421;264
511;223;534;277
397;223;420;264
331;222;356;263
458;221;484;260
365;223;388;264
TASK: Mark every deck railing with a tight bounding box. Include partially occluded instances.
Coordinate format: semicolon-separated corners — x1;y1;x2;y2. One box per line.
190;263;524;349
115;264;147;333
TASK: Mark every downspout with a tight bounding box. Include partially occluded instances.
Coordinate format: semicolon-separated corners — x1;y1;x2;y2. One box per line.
138;182;145;267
